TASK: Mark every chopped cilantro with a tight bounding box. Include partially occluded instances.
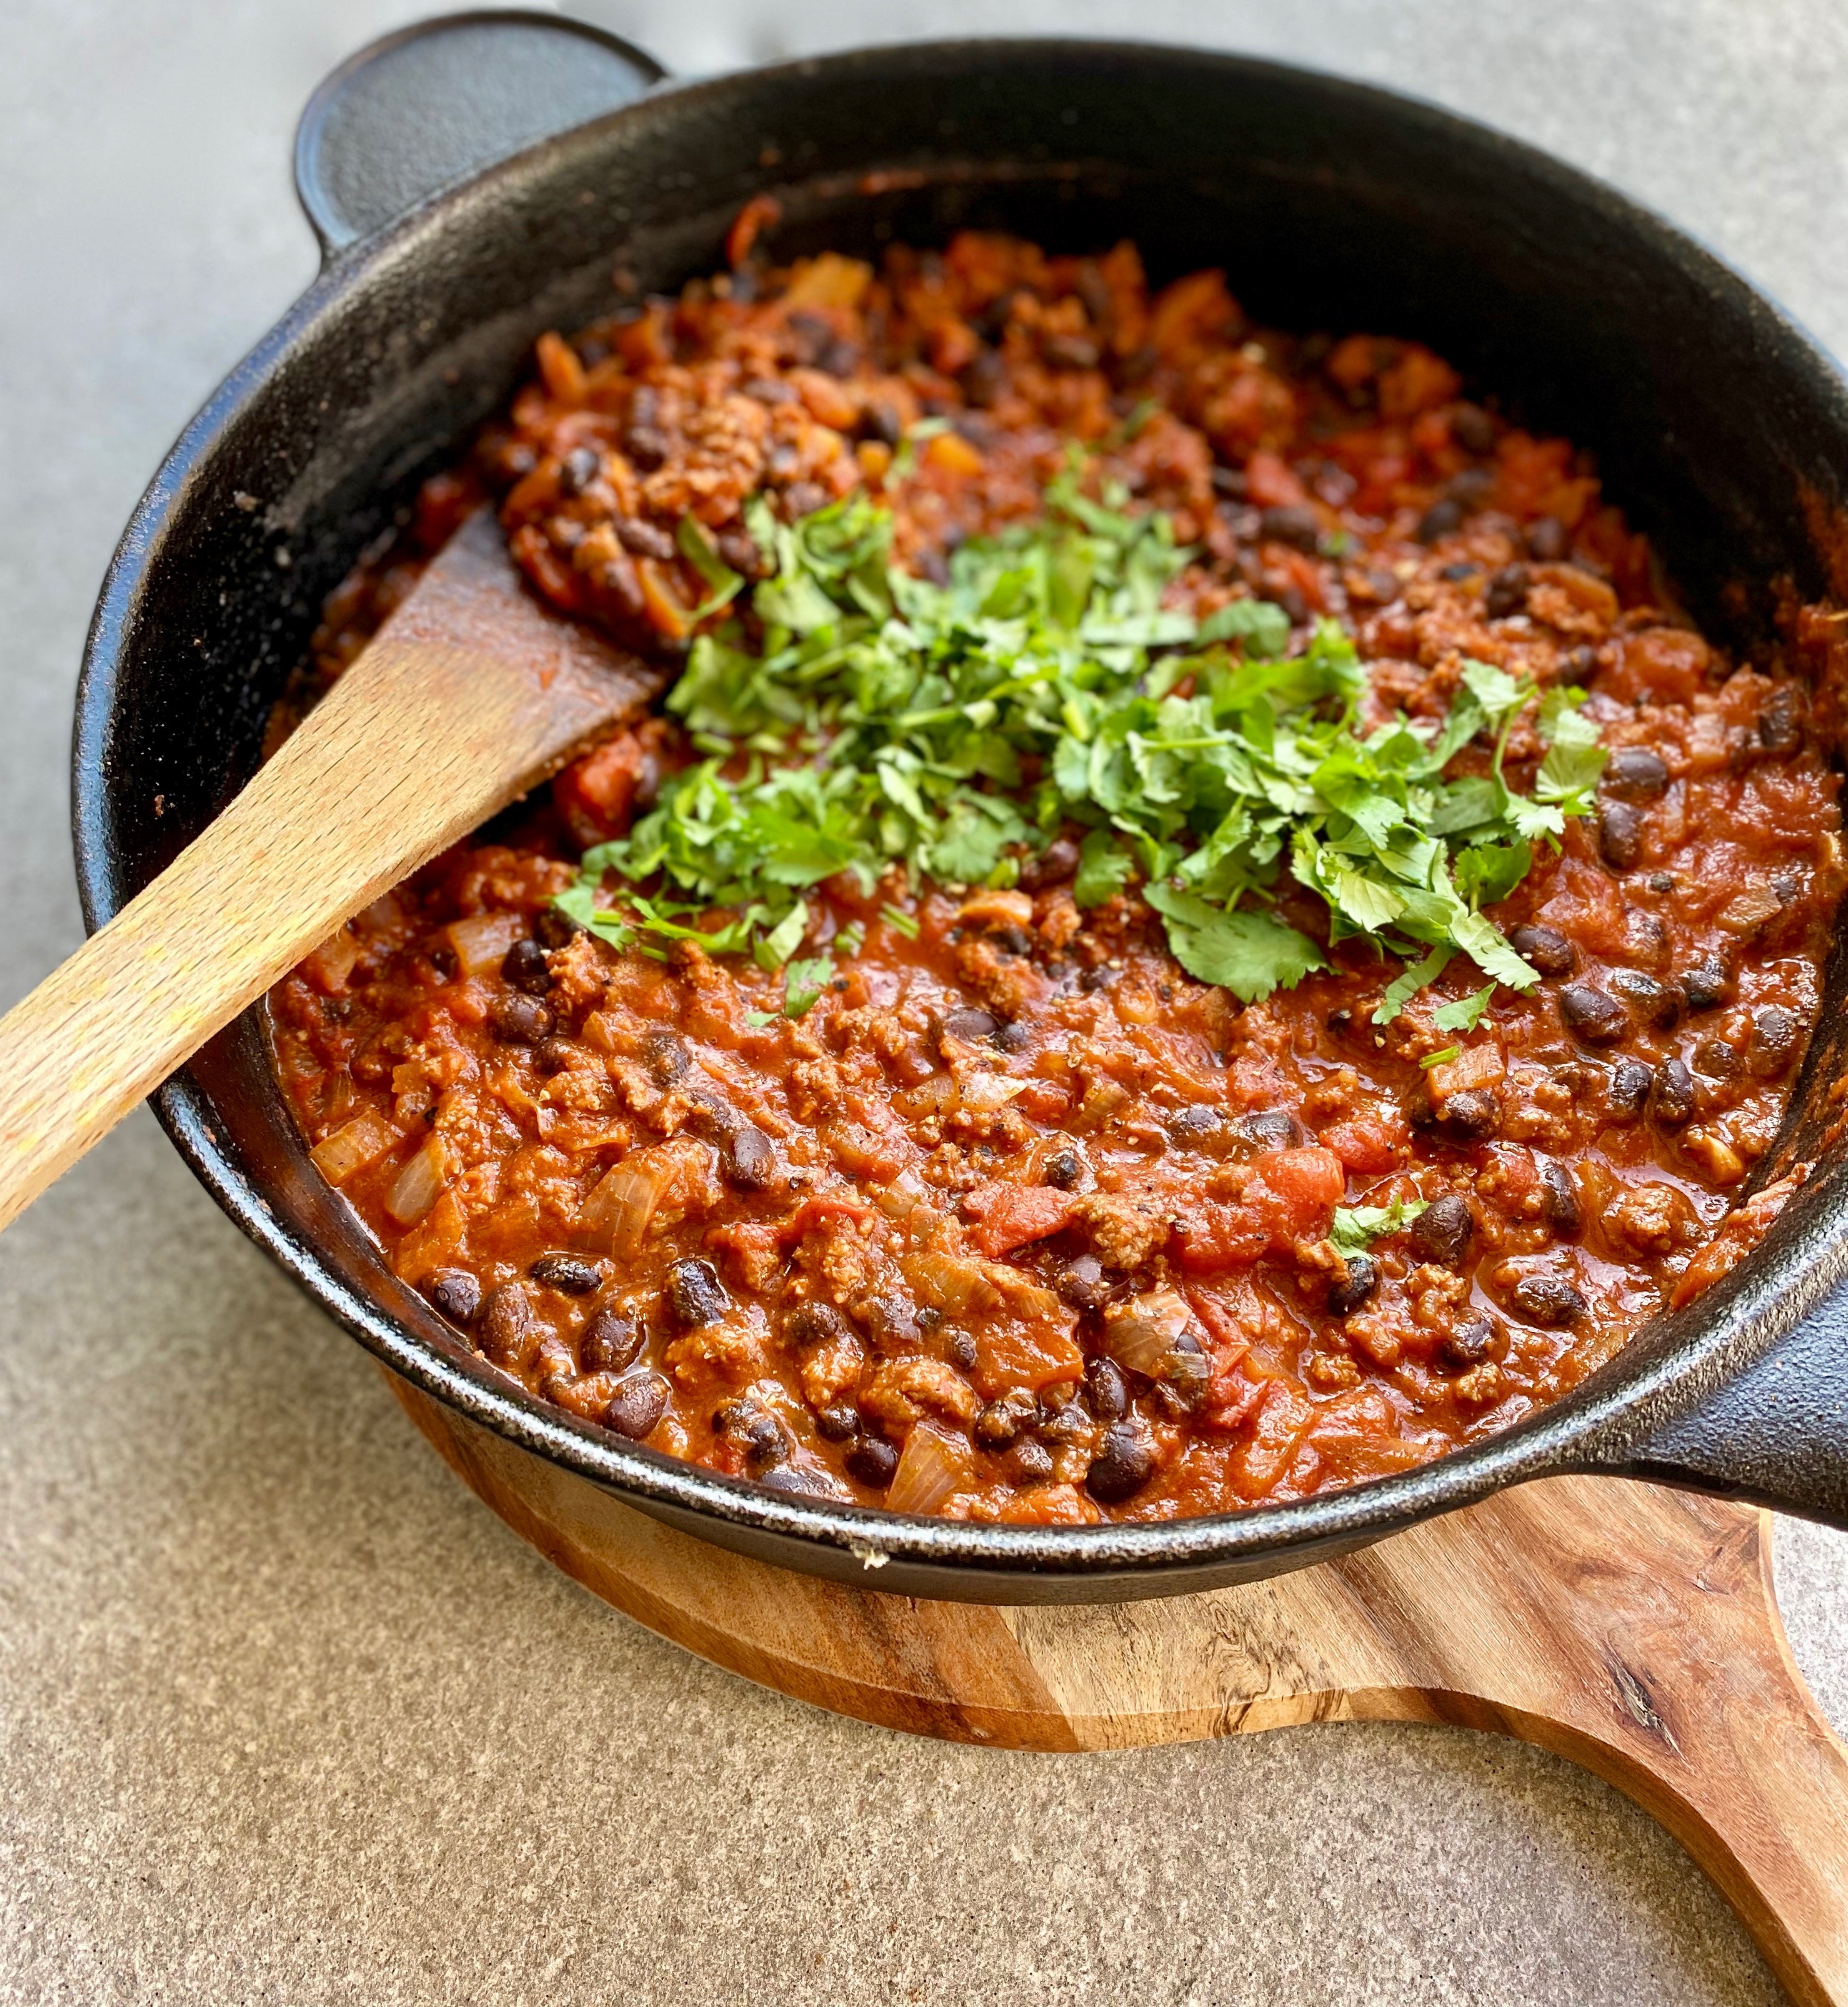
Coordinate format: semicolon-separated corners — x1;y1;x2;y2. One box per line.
879;902;921;940
1331;1197;1431;1258
1432;982;1496;1033
1074;829;1137;908
550;475;1605;1008
783;955;832;1017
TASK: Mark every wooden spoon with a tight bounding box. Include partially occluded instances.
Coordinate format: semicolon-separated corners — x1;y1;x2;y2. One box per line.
0;509;663;1233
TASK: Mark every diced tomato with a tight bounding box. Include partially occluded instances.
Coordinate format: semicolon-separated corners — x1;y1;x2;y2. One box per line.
1319;1117;1407;1174
1171;1203;1269;1275
963;1183;1077;1257
972;1317;1085;1399
1251;1147;1346;1243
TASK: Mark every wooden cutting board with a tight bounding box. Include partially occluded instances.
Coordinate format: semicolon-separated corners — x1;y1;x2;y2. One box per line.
389;1375;1848;2007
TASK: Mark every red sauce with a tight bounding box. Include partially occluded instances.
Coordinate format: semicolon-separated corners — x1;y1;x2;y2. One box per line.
268;229;1844;1524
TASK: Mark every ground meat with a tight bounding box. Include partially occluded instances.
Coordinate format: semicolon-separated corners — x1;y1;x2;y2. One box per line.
271;227;1842;1526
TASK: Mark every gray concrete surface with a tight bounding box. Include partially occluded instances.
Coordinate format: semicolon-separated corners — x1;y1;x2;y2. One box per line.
2;1;1846;2001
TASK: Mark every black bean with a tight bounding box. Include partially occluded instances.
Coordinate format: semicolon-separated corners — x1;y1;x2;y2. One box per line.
1485;563;1530;619
1237;1108;1308;1151
1437;1090;1499;1143
1649;1057;1696;1127
1167;1105;1224;1147
684;1092;744;1144
479;1282;535;1366
1329;1253;1379;1316
581;1308;644;1374
1608;1059;1654;1118
861;401;904;447
534;905;582;950
557;444;601;496
1559;984;1627;1045
961;349;1009;409
994;1020;1032;1053
1259;505;1321;552
1043;1149;1084;1190
1509;924;1576;979
642;1027;691;1085
1749;1005;1799;1077
1412;1193;1474;1267
947;1328;979;1372
1439;562;1479;583
989;925;1036;958
845;1436;901;1487
723;1125;776;1190
1526;515;1569;560
604;1372;669;1440
624;426;671;472
488;992;556;1045
785;1300;850;1350
1597;800;1644;870
741;1412;788;1470
1681;957;1732;1012
1759;682;1805;754
816;1403;860;1442
1086;1421;1157;1504
1006;1438;1057;1485
666;1258;727;1329
1622;908;1669;969
1439;1317;1497;1372
716;528;769;579
1018;838;1080;890
1602;747;1671;799
426;1268;481;1325
1559;644;1599;680
1511;1274;1587;1326
1056;1255;1111;1311
974;1389;1037;1448
1540;1160;1582;1238
1449;467;1496;506
1155;1335;1211;1416
1084;1355;1130;1422
529;1251;601;1295
1451;404;1497;454
1695;1036;1740;1078
941;1007;999;1045
534;1037;577;1075
1609;969;1679;1030
1417;496;1464;543
861;1295;922;1353
1036;1400;1091;1447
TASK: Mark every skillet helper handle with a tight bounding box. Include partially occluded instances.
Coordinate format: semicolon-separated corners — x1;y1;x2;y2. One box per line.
294;10;665;257
1587;1277;1848;1526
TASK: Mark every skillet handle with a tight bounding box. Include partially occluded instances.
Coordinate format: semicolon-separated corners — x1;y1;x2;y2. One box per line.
1584;1278;1848;1526
294;11;666;258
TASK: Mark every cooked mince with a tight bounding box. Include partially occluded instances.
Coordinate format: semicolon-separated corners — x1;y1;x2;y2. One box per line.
269;226;1845;1525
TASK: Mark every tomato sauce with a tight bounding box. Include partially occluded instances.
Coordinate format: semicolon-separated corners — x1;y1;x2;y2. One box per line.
268;229;1844;1524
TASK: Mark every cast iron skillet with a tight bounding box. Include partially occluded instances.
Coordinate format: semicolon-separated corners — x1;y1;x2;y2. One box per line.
72;11;1848;1603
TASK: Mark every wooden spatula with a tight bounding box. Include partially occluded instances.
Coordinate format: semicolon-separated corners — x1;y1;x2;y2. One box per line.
0;508;664;1233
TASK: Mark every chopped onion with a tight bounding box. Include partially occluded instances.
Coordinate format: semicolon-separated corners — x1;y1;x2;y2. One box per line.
1104;1288;1198;1380
894;1073;959;1120
957;1072;1027;1112
384;1133;452;1225
576;1138;714;1258
445;911;526;977
886;1421;972;1516
877;1172;927;1221
301;927;361;994
309;1109;400;1186
954;889;1034;930
1718;887;1784;935
904;1249;1002;1318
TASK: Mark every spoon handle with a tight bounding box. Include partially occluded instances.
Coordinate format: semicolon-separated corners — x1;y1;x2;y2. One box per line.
0;513;652;1233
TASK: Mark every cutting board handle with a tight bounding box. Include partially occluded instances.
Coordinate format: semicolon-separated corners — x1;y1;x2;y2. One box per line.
387;1375;1848;2007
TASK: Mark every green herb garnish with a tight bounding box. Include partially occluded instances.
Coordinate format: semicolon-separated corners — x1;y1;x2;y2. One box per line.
552;471;1604;1013
1331;1197;1431;1259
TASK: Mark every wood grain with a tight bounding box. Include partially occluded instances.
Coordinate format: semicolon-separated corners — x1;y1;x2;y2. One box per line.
0;511;658;1232
391;1373;1848;2007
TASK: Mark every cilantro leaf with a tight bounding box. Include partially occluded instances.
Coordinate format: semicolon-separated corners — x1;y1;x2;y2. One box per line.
783;956;832;1017
1197;598;1291;659
1432;982;1496;1032
1074;829;1137;907
1374;945;1452;1025
1331;1197;1430;1258
1144;882;1326;1001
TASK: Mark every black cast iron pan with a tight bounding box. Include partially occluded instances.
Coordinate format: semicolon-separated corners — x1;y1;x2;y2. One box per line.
71;11;1848;1603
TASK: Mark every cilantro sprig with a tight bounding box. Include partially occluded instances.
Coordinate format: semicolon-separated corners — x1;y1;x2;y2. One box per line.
551;474;1605;1015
